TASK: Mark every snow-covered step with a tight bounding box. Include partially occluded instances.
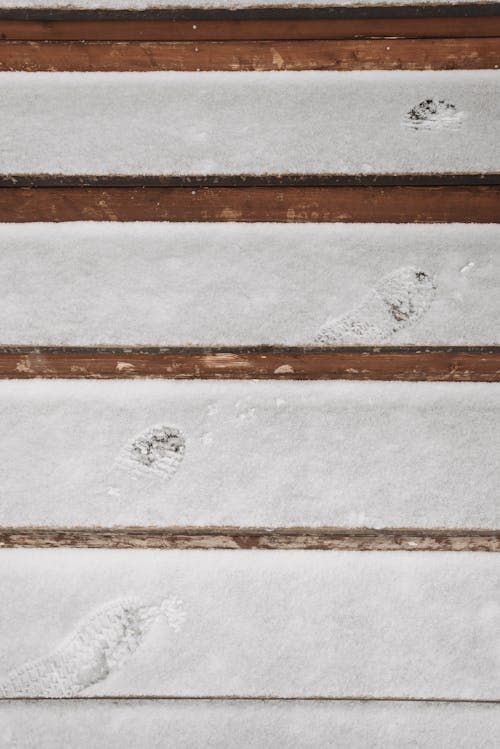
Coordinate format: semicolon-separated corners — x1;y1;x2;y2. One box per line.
0;379;498;529
0;548;498;699
0;71;498;175
0;222;498;346
2;699;500;749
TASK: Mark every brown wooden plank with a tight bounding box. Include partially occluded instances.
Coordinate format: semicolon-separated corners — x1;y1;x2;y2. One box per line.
1;347;499;381
1;527;499;551
2;16;500;40
0;186;498;222
1;37;498;71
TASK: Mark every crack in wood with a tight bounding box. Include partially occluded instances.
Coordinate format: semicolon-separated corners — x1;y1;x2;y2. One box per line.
2;695;500;702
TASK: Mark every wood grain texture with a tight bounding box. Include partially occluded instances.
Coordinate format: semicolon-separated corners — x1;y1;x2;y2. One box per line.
0;186;498;222
2;16;500;40
1;347;499;381
1;527;499;551
1;37;498;71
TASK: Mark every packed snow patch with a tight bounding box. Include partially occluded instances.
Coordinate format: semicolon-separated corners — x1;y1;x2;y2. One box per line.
404;99;464;131
0;597;186;698
315;266;437;344
117;425;186;480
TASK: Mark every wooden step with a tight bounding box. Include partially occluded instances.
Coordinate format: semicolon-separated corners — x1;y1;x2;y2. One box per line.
0;223;497;347
1;699;500;748
0;71;497;176
0;379;497;529
0;548;498;698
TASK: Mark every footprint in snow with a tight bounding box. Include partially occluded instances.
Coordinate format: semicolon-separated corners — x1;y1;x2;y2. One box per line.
117;424;186;481
404;99;463;131
0;596;186;697
315;266;437;345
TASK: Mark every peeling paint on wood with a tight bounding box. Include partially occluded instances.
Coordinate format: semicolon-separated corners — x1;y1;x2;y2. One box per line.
1;527;499;551
0;347;498;381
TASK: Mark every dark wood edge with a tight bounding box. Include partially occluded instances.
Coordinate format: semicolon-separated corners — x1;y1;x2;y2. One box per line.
2;345;495;353
1;174;499;187
2;16;500;40
1;527;499;550
1;347;499;380
1;3;499;21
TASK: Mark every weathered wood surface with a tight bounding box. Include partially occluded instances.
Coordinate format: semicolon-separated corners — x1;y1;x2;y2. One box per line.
0;347;499;380
0;186;498;222
1;527;499;551
2;15;500;40
1;38;498;71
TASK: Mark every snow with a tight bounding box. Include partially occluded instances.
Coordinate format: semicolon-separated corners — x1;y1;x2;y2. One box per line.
1;699;500;749
0;379;498;528
0;71;498;175
1;222;498;346
0;548;498;698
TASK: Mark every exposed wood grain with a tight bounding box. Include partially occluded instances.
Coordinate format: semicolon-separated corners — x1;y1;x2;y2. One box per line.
0;186;498;222
0;347;499;381
1;37;498;71
1;527;499;551
2;16;500;40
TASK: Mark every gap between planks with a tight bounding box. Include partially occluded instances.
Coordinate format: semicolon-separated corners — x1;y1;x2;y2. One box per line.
1;696;500;703
0;185;498;222
1;347;499;381
0;37;499;70
1;527;500;551
3;174;499;186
